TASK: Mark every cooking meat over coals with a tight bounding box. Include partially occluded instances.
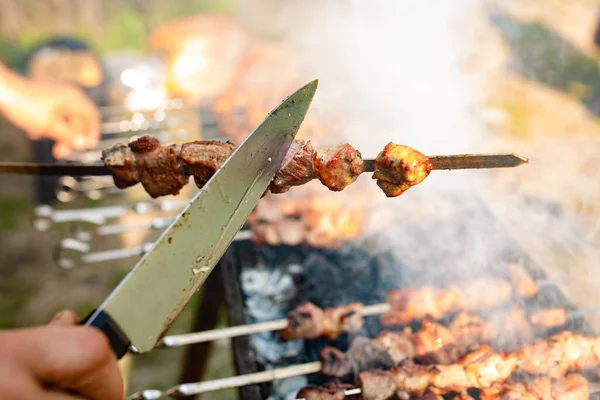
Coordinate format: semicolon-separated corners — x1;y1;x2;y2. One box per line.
300;330;600;400
102;136;429;198
316;308;567;379
276;278;572;343
480;373;589;400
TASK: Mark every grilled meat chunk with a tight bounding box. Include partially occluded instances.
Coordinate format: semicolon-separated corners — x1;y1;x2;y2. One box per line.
269;140;316;193
281;303;364;341
319;347;355;379
518;331;600;377
128;136;189;198
280;302;324;340
179;140;236;188
552;373;589;400
373;143;432;197
102;143;139;188
412;319;456;356
481;374;589;400
323;303;364;340
357;369;398;400
320;337;395;379
508;262;538;298
449;312;493;344
296;382;359;400
529;308;569;330
313;143;365;191
374;329;416;364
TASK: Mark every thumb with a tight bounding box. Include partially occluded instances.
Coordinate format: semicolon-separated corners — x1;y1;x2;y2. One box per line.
52;142;73;160
49;310;80;326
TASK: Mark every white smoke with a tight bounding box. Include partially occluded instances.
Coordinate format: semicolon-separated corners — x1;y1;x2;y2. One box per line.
236;0;600;321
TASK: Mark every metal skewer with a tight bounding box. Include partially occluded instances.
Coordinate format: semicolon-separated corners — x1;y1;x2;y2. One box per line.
158;303;391;348
54;229;254;269
155;283;567;349
0;153;528;176
125;357;600;399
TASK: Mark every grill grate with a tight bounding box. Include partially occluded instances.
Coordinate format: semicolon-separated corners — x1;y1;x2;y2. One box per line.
221;199;595;400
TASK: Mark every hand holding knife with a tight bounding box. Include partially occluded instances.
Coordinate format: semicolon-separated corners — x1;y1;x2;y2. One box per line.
83;80;319;357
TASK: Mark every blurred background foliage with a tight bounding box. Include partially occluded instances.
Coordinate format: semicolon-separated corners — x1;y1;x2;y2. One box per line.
0;0;235;70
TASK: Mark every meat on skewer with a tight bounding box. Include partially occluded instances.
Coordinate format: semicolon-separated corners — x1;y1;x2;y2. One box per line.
508;263;539;299
269;140;317;193
102;136;428;198
480;373;589;400
372;143;432;197
318;308;546;380
281;302;364;341
380;279;514;327
356;346;519;398
313;143;365;191
518;331;600;377
281;278;548;342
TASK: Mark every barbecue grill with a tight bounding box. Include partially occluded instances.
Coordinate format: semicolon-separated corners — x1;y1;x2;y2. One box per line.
214;195;596;400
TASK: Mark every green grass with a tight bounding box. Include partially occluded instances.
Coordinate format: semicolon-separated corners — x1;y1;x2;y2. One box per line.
0;282;35;328
0;196;33;230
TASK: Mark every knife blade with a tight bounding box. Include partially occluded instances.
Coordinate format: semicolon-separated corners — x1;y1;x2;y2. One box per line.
83;79;318;358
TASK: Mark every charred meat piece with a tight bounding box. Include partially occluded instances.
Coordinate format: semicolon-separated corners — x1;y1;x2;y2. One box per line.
462;279;512;310
518;331;600;378
280;302;324;340
179;140;236;188
356;369;398;400
412;319;456;356
347;336;396;375
281;303;363;341
250;219;306;247
457;345;518;389
128;136;189;198
528;308;568;330
319;347;355;379
320;336;395;379
313;143;365;191
269;140;316;193
102;143;139;188
552;373;589;400
418;341;480;365
296;382;360;400
374;329;416;364
322;303;364;340
508;262;538;299
481;374;589;400
449;312;493;344
373;143;432;197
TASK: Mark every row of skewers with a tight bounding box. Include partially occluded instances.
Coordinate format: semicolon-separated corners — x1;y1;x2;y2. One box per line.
130;311;600;399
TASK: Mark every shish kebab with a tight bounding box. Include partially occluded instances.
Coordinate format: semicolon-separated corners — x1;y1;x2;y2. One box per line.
157;270;565;348
297;373;593;400
0;136;528;198
126;330;600;400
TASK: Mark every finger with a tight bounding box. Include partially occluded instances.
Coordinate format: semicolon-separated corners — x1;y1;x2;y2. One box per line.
69;94;100;149
0;362;84;400
2;326;124;400
48;310;79;326
52;142;73;160
41;388;85;400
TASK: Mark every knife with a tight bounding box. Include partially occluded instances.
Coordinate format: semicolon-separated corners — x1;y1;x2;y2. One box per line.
82;80;318;358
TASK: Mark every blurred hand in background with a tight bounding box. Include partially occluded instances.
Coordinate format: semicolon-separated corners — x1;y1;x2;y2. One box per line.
0;62;100;159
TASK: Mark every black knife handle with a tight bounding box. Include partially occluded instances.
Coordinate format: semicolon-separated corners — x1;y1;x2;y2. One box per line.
82;310;131;359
